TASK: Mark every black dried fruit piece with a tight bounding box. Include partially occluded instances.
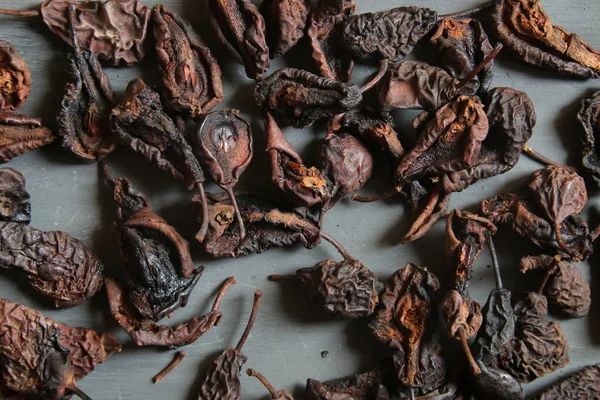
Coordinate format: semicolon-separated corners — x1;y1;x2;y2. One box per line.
534;363;600;400
578;90;600;185
0;40;31;111
152;4;224;118
0;111;55;163
260;0;310;58
0;221;104;308
0;168;30;223
255;68;362;128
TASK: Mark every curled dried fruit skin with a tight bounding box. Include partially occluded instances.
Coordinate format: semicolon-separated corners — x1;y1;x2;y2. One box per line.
0;40;30;111
260;0;310;58
0;111;55;163
0;221;104;308
0;168;30;223
534;363;600;399
578;90;600;185
152;4;223;118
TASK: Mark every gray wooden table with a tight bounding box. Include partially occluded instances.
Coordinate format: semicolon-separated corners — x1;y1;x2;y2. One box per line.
0;0;599;399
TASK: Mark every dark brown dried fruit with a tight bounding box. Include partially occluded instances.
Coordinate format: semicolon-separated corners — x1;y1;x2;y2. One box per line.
0;168;30;223
57;6;116;162
195;192;321;258
0;221;104;308
255;68;363;128
260;0;310;58
521;255;591;317
491;0;600;78
197;290;262;399
0;40;30;111
370;264;445;392
431;18;494;93
534;363;600;399
0;111;55;163
578;90;600;185
247;369;295;400
192;110;253;240
342;6;438;63
152;4;223;118
265;112;329;208
0;298;119;399
499;292;569;383
306;0;355;82
205;0;269;79
40;0;152;66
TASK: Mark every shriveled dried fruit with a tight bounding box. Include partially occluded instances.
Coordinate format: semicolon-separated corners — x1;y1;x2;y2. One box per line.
0;40;30;111
152;4;223;118
0;221;104;308
255;68;362;128
0;298;120;399
499;292;569;383
534;363;600;399
247;369;295;400
192;110;253;240
205;0;269;79
306;364;388;400
0;168;30;223
306;0;356;82
491;0;600;78
578;90;600;185
197;291;262;399
260;0;310;58
0;111;54;163
57;6;116;162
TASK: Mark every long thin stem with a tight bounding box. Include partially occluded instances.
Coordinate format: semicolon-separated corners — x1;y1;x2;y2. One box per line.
195;183;210;243
591;224;600;242
522;145;562;167
69;384;93;400
409;388;416;400
246;369;278;398
459;328;481;375
360;59;389;93
439;1;493;19
152;351;187;384
268;274;298;281
0;8;40;17
486;232;503;290
67;6;81;53
351;185;403;203
455;43;503;92
235;290;263;352
321;232;353;261
211;277;236;312
538;261;559;295
225;186;246;241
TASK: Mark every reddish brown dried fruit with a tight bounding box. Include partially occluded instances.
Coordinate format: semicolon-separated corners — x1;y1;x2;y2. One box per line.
152;4;223;118
306;0;355;82
0;168;30;223
578;90;600;185
205;0;269;79
491;0;600;78
0;111;55;163
534;363;600;399
260;0;310;58
0;40;30;111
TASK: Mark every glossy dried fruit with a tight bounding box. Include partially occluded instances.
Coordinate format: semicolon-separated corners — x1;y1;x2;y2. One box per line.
499;292;569;383
431;18;494;93
306;0;356;82
0;111;55;163
255;68;362;128
0;40;30;111
534;363;600;400
491;0;600;78
192;110;253;240
57;6;116;162
0;298;119;399
197;291;262;399
265;112;329;207
40;0;152;66
0;221;104;308
521;255;591;317
0;168;30;223
260;0;310;58
578;90;600;185
152;4;223;118
205;0;269;79
247;369;295;400
195;192;321;258
342;6;438;63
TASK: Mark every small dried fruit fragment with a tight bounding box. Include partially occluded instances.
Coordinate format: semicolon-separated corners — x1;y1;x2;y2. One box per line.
0;111;55;163
57;6;116;162
306;0;356;82
578;90;600;185
255;68;362;128
40;0;152;66
0;40;31;111
152;4;223;118
491;0;600;78
260;0;310;58
0;221;104;308
534;363;600;400
205;0;269;79
0;168;30;223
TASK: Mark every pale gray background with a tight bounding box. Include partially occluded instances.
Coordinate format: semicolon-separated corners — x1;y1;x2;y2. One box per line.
0;0;599;398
